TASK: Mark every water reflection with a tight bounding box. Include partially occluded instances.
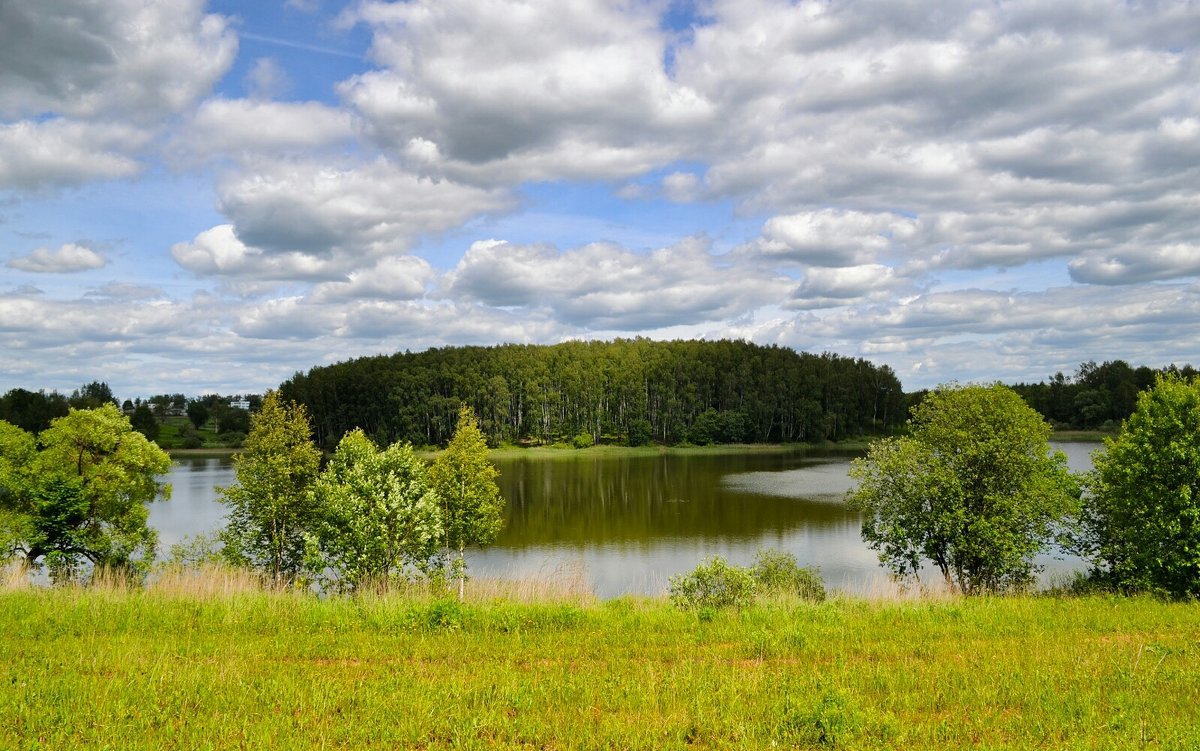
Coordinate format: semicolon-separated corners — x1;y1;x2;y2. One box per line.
150;444;1095;597
149;457;231;552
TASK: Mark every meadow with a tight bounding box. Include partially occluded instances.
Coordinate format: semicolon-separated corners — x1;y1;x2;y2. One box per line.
2;569;1197;750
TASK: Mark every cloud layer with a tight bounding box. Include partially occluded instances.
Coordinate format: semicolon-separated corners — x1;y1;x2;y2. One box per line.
2;0;1199;396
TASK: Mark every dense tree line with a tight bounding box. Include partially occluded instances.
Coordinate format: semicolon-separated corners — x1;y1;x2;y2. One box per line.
278;339;907;449
1010;360;1197;430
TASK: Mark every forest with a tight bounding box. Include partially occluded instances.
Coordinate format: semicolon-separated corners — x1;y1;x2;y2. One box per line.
1009;359;1198;430
278;339;907;449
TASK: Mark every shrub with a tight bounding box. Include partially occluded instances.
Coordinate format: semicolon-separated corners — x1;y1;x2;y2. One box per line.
1078;375;1200;598
750;549;825;602
218;431;246;448
572;433;594;449
181;435;203;449
669;556;757;610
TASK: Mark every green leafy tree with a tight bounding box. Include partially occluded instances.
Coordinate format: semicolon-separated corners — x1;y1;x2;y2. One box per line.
1077;375;1200;597
130;403;159;441
848;383;1078;594
0;405;171;582
309;430;443;592
186;401;209;430
219;391;321;586
430;405;504;599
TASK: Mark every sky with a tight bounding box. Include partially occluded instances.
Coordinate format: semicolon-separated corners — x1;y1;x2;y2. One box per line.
1;0;1199;399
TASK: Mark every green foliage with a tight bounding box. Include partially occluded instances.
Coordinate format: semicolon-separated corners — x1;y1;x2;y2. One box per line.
129;404;159;441
430;406;504;597
849;383;1079;594
219;391;321;586
627;418;653;446
1078;375;1200;598
750;548;825;601
571;432;594;449
0;405;171;581
217;431;246;448
668;556;757;610
309;430;443;592
0;387;69;433
186;401;209;430
279;339;907;449
163;533;225;569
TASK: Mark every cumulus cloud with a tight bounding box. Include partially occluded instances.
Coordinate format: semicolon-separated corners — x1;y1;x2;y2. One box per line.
310;256;436;302
0;0;236;121
339;0;712;183
756;210;918;267
7;243;107;273
1069;244;1200;285
0;120;146;190
788;265;905;310
172;98;356;163
0;0;235;193
216;158;511;258
447;236;790;330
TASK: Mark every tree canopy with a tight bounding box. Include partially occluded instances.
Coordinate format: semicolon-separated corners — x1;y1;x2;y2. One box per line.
1077;375;1200;597
279;339;906;450
219;391;322;586
430;406;504;598
848;383;1079;594
309;429;443;592
0;404;171;581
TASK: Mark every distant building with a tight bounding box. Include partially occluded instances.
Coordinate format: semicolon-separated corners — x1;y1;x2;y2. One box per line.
229;398;251;410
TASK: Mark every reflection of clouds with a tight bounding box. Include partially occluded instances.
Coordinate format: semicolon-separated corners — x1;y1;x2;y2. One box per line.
723;460;857;500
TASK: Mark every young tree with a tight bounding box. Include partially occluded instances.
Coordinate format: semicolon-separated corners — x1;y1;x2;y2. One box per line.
430;405;504;599
309;430;443;592
0;405;171;582
848;383;1078;594
130;403;159;441
186;401;210;430
1077;375;1200;597
219;391;321;586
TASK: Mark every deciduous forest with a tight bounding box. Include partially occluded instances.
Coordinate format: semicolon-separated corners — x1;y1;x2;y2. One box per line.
278;339;907;449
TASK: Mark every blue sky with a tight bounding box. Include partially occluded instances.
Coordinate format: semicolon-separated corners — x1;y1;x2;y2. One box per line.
2;0;1199;399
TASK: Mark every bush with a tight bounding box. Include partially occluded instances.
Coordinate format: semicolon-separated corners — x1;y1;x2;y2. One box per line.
669;556;757;610
1078;375;1200;598
572;433;594;449
218;431;246;448
181;435;203;449
750;549;825;602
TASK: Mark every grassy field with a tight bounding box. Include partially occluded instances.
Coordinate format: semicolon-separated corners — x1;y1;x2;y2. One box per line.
2;572;1197;750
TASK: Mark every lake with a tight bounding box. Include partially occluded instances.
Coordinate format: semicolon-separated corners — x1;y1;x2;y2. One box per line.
150;442;1098;597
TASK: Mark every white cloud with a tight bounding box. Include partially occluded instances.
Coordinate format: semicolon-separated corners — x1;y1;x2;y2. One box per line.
216;157;511;259
788;264;903;310
340;0;712;183
0;0;236;121
245;58;291;100
7;243;107;273
1069;244;1200;285
756;210;917;267
310;256;436;301
0;120;146;190
447;236;790;330
173;98;356;162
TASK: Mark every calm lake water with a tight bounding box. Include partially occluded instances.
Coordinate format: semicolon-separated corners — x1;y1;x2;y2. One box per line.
150;442;1098;597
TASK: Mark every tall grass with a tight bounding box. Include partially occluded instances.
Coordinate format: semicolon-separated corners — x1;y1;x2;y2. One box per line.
1;569;1197;750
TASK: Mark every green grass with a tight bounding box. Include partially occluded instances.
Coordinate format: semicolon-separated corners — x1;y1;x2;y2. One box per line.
2;581;1197;749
